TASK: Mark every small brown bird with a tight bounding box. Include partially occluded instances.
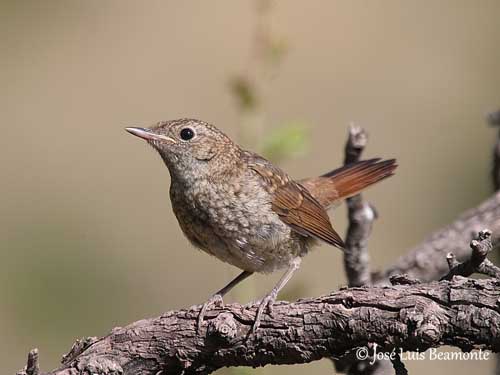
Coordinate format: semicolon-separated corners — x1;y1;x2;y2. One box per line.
126;119;396;332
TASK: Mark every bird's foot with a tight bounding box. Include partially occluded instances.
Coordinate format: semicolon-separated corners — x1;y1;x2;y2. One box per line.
197;294;224;333
243;298;262;309
251;290;278;334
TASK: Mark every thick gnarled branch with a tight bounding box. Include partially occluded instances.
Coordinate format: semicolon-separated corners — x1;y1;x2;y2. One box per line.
22;277;500;375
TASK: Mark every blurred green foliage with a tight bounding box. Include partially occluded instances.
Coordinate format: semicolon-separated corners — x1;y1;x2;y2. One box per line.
230;76;259;112
261;123;309;163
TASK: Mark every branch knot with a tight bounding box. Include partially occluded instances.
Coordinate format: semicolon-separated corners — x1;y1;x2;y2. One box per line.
207;312;238;344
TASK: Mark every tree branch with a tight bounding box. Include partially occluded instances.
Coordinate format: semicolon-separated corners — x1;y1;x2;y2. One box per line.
17;349;40;375
373;191;500;283
441;229;500;280
343;125;376;287
338;125;391;374
24;277;500;375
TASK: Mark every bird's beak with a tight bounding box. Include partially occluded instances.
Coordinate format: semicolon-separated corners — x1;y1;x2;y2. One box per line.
125;127;176;143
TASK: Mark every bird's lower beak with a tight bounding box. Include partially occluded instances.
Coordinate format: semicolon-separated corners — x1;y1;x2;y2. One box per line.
125;127;175;143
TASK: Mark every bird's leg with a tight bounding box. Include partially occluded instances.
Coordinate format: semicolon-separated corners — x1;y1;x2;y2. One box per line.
197;270;253;333
252;257;302;333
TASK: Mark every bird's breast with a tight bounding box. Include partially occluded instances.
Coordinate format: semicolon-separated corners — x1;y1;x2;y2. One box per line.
169;177;310;273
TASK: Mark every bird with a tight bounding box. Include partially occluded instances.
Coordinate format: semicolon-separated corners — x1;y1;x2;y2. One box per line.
125;119;396;333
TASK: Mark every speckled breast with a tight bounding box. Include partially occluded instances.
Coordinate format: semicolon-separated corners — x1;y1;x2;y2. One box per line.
169;175;309;273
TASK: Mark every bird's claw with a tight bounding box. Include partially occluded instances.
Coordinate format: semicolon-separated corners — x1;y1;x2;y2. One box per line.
243;298;262;309
251;292;277;334
197;294;224;333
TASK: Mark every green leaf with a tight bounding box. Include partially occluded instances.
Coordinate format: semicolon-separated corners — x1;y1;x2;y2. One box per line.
260;122;310;163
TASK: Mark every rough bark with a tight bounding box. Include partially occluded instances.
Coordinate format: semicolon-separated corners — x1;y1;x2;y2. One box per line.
22;278;500;375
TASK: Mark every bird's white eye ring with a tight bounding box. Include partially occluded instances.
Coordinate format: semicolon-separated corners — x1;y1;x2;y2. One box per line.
180;127;195;141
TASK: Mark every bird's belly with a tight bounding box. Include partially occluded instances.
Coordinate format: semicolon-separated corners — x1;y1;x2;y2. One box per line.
171;192;309;273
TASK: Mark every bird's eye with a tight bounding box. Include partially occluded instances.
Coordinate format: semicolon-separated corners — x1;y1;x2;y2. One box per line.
180;127;195;141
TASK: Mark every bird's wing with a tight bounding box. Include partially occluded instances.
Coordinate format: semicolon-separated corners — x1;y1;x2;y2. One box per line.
247;153;345;249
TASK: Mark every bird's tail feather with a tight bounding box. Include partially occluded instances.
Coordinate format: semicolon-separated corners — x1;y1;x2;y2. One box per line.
300;158;397;209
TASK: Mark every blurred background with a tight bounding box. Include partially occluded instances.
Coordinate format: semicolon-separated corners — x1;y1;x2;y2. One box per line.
2;1;500;374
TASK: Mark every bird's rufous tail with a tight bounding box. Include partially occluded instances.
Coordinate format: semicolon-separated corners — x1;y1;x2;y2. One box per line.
300;158;397;209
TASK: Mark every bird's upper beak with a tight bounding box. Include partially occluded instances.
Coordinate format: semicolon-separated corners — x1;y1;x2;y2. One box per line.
125;127;176;143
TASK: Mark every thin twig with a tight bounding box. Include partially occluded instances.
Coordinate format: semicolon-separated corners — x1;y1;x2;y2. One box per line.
17;349;39;375
343;124;375;287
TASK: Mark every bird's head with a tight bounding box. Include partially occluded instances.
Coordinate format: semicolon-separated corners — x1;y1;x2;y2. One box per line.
126;119;239;180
